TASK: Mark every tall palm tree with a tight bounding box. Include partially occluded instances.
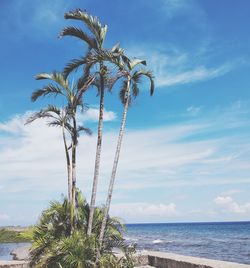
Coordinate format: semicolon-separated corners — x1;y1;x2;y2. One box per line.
60;9;120;236
26;105;72;201
30;72;94;228
99;57;155;246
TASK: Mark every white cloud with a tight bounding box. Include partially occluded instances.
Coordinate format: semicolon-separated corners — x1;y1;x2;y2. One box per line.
214;196;250;214
0;107;116;136
127;48;234;88
78;107;116;122
0;214;10;221
0;102;250;224
0;111;33;134
156;64;231;87
110;202;177;222
186;106;201;116
221;189;243;196
152;0;200;20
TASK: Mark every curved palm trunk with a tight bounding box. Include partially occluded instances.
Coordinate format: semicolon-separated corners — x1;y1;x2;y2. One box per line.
62;124;71;202
87;68;105;236
99;78;131;246
71;117;77;231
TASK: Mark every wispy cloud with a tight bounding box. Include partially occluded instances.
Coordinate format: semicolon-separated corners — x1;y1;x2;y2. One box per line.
111;202;177;223
127;47;235;88
148;0;202;20
156;64;232;87
77;107;116;122
0;101;250;224
0;108;116;135
186;106;202;117
0;214;10;221
1;0;70;39
214;196;250;214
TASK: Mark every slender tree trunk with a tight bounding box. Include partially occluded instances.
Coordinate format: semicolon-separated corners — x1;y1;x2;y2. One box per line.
87;64;105;236
99;78;131;246
62;123;71;202
71;117;77;231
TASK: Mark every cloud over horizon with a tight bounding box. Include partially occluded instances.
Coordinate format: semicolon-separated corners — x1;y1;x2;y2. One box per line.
0;101;250;225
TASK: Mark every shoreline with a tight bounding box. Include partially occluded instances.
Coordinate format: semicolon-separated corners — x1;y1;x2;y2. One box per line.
1;245;250;268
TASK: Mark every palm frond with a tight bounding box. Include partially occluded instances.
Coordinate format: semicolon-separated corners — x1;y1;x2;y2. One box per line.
77;126;92;136
121;55;131;68
128;58;147;70
35;73;53;80
59;26;97;49
63;57;87;78
77;63;93;90
132;70;155;96
31;84;63;102
35;72;68;89
47;120;62;127
105;73;123;91
111;43;123;54
131;82;139;98
25;112;43;125
85;49;123;70
51;72;69;90
45;105;61;115
64;9;107;47
119;80;130;106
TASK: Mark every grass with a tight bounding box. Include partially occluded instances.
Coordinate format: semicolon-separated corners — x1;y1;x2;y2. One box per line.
0;228;31;243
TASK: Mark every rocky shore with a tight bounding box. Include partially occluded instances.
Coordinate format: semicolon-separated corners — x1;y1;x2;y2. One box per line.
10;247;30;261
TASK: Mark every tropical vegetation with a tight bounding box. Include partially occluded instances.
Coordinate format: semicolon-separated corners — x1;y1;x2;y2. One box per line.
22;192;135;267
0;228;30;243
26;7;154;267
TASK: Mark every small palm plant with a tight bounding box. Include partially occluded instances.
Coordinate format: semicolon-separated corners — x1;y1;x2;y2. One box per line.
25;192;135;268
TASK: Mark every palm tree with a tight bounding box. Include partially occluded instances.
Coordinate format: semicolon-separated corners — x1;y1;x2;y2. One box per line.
99;57;154;246
26;105;72;201
30;72;94;228
60;9;121;236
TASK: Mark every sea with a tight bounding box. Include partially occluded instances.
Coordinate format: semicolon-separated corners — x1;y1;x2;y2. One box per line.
126;221;250;265
0;222;250;264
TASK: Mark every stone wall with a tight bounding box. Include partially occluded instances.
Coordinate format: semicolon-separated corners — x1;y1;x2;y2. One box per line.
139;251;250;268
0;261;29;268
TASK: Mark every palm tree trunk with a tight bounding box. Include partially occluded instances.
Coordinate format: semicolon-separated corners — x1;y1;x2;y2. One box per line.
87;66;105;236
71;117;77;231
62;123;71;202
99;78;131;246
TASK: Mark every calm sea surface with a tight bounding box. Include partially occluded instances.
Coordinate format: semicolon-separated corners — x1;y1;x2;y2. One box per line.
1;222;249;264
126;221;250;264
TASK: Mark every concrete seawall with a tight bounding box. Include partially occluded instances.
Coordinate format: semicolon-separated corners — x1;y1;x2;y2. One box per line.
1;250;250;267
0;261;29;268
136;251;250;268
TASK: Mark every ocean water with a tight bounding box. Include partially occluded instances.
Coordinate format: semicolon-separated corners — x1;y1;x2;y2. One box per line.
126;221;250;264
0;242;30;260
1;222;249;264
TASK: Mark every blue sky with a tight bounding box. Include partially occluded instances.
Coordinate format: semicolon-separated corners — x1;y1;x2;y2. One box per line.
0;0;250;225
